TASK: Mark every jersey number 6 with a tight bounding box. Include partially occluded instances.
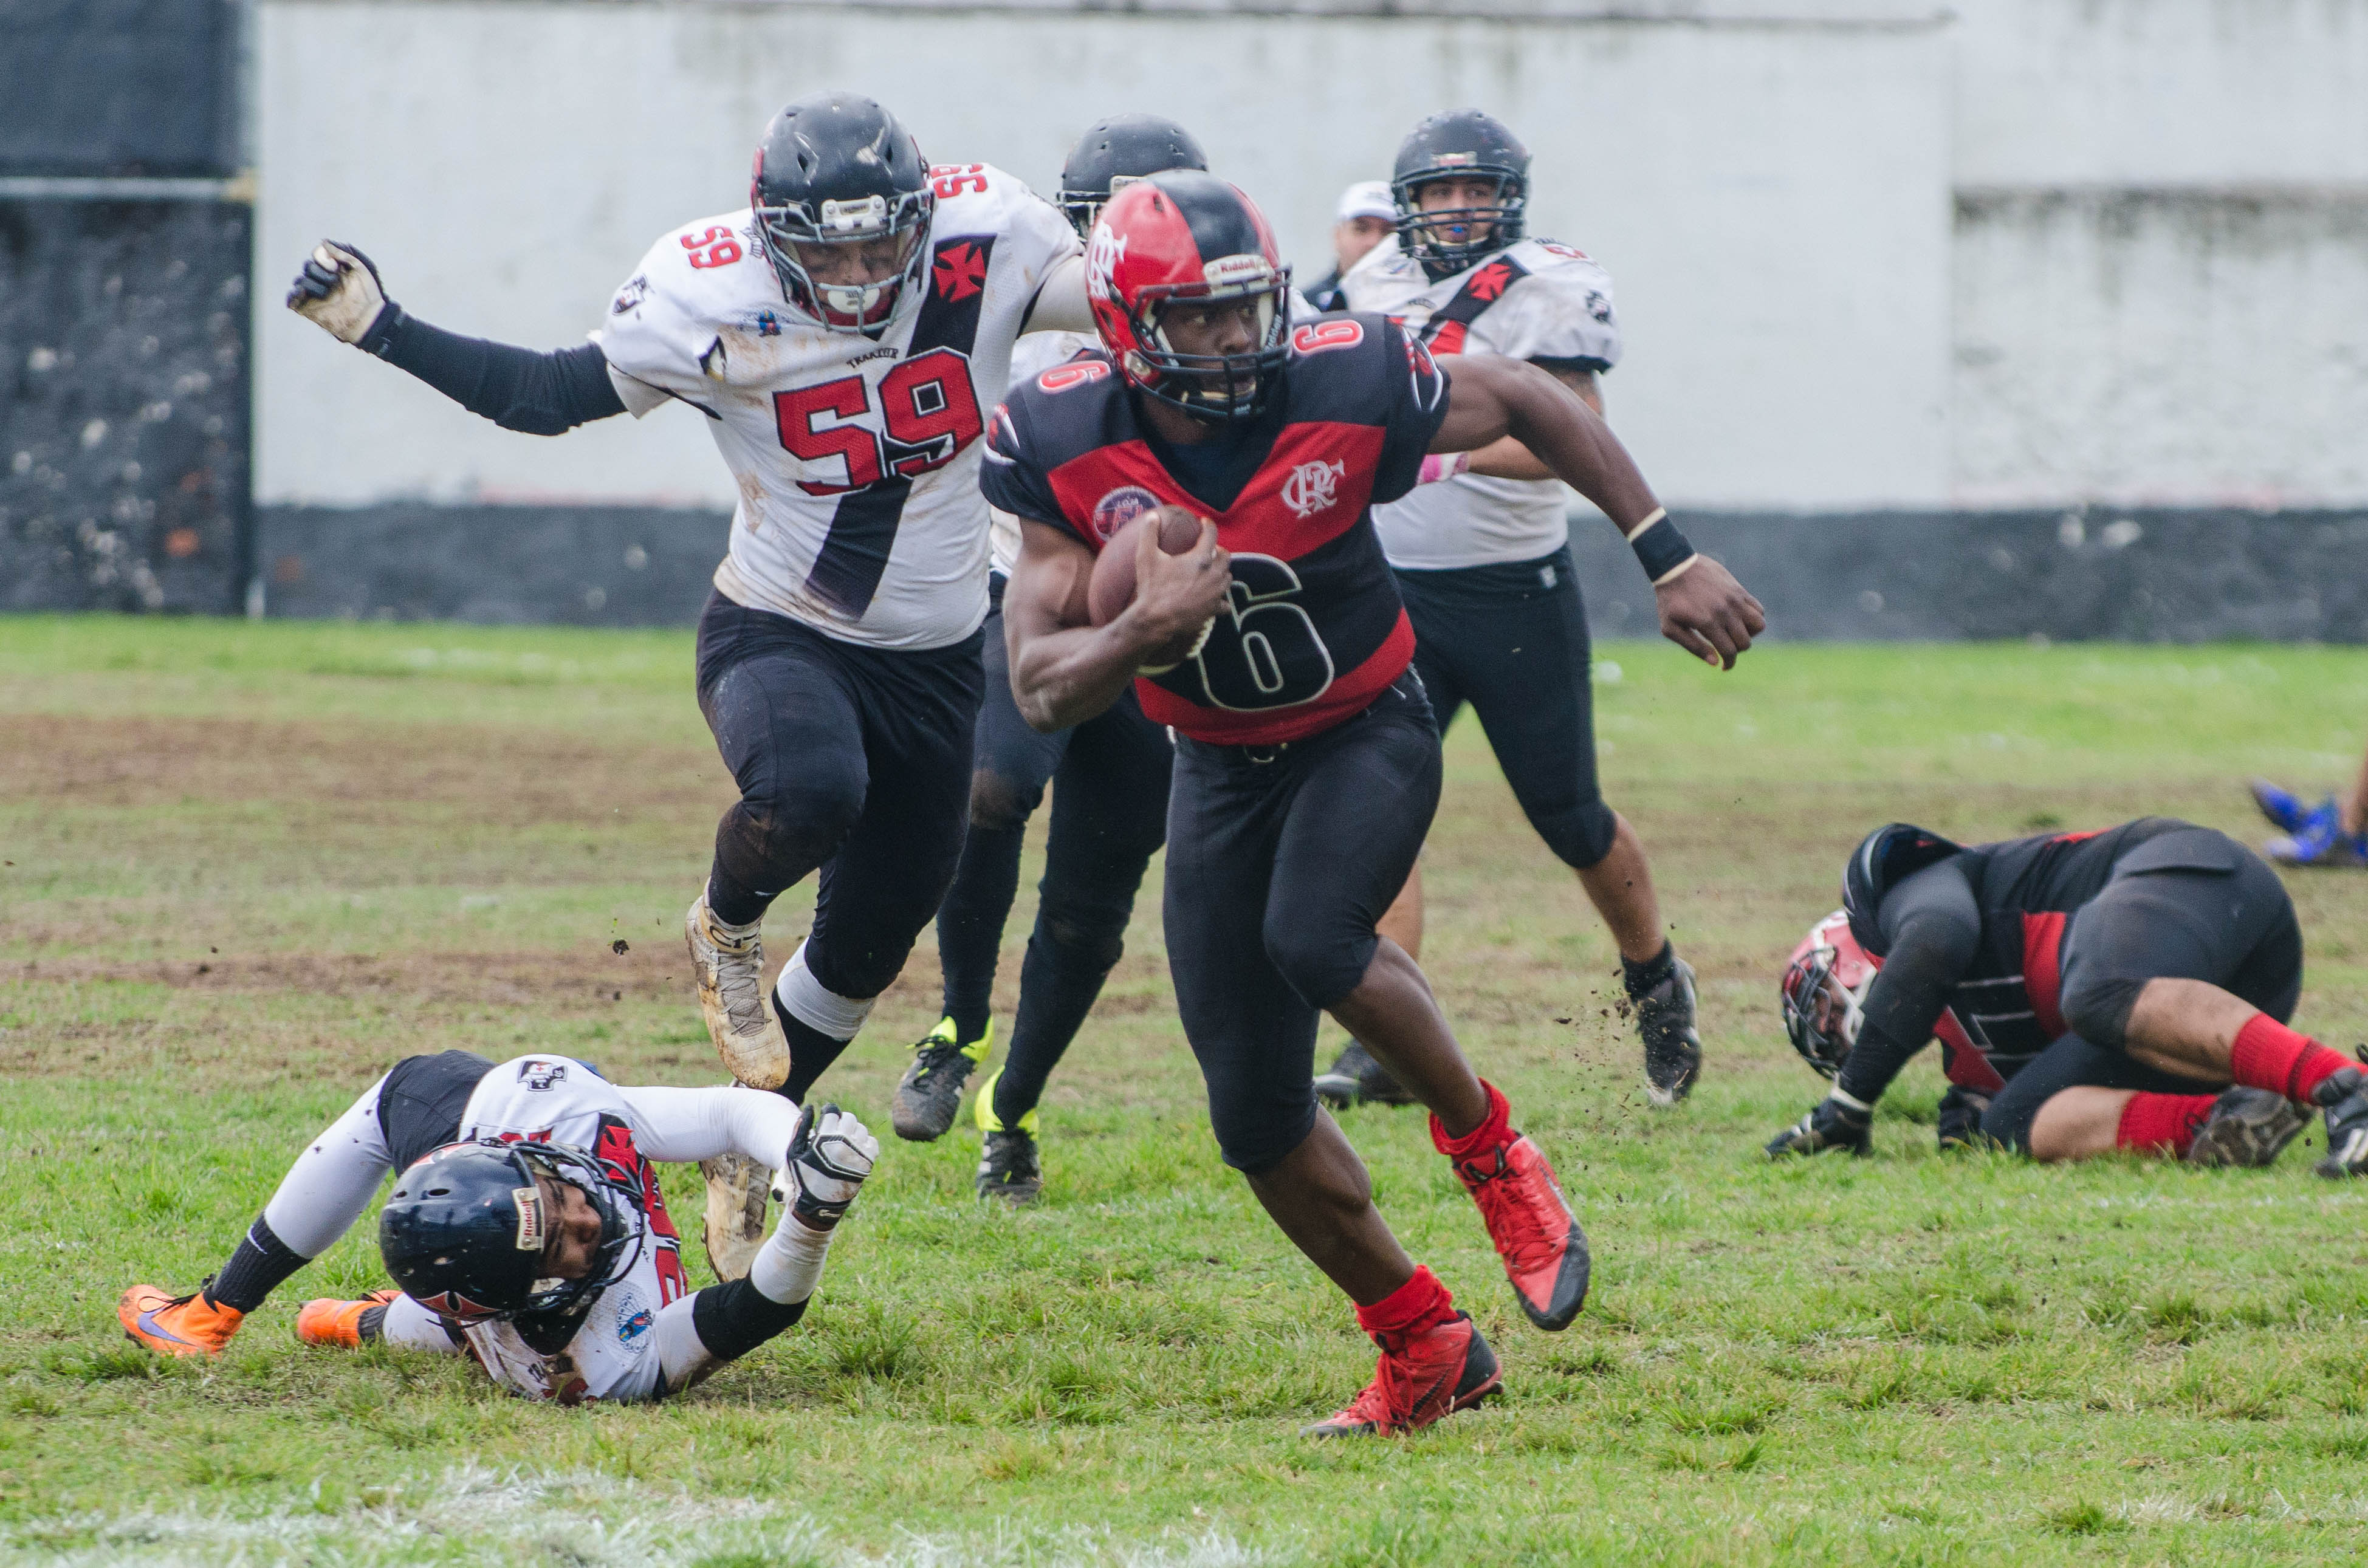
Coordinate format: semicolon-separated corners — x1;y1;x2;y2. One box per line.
1190;554;1336;711
773;349;985;496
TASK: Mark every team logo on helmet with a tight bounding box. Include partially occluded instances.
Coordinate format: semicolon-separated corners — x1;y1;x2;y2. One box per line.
518;1060;568;1091
1084;222;1128;303
1278;460;1345;520
1091;485;1162;543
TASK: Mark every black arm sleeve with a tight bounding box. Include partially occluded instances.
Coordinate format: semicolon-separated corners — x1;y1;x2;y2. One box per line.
687;1276;809;1364
363;306;628;436
1834;858;1982;1106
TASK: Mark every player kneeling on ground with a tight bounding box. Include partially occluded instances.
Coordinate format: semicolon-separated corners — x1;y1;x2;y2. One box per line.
1769;818;2368;1171
118;1052;874;1403
989;173;1760;1436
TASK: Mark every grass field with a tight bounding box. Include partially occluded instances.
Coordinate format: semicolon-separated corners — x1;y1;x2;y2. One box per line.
6;616;2368;1566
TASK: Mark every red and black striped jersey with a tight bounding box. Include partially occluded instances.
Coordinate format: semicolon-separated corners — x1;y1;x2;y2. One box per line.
980;313;1450;745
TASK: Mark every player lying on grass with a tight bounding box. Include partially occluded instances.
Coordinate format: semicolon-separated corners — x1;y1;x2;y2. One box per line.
2250;751;2368;868
988;172;1762;1436
118;1052;875;1403
1769;818;2368;1170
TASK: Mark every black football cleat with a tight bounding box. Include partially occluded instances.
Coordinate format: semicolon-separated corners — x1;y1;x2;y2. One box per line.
975;1128;1043;1207
1635;956;1703;1106
891;1016;990;1143
1313;1041;1418;1110
2186;1086;2310;1168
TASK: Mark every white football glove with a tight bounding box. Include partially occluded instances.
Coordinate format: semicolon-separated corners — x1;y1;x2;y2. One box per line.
777;1104;877;1230
286;240;393;346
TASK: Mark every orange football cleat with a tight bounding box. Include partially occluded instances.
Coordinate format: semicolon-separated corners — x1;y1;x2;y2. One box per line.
295;1289;403;1349
1302;1310;1501;1437
118;1284;244;1360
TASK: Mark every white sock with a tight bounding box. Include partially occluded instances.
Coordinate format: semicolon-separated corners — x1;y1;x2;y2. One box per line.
775;942;876;1041
748;1213;834;1306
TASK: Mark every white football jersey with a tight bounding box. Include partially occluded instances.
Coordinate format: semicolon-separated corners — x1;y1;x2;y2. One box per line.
1343;235;1624;572
452;1056;695;1405
594;167;1081;649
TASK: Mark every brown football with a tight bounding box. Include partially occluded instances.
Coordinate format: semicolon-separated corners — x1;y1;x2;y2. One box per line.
1087;504;1205;628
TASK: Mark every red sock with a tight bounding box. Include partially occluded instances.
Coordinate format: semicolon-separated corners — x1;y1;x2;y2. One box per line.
1430;1079;1512;1160
2228;1015;2350;1101
1354;1264;1455;1340
2115;1092;2219;1156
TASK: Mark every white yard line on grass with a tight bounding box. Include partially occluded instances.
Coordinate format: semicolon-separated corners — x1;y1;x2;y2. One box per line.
0;1461;1277;1568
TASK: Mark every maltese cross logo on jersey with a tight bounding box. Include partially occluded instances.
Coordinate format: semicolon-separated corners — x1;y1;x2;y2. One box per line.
932;242;988;303
1466;261;1514;302
1279;459;1345;520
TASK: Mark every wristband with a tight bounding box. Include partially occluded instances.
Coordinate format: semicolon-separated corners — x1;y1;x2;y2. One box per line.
357;300;406;360
1624;507;1697;584
1416;451;1469;486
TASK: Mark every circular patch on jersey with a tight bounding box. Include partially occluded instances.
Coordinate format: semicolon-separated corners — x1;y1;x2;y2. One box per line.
1091;485;1161;544
611;1286;654;1354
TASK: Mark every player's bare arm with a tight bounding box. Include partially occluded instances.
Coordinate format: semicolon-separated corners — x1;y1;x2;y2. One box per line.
1459;361;1601;479
1429;351;1765;669
1003;512;1230;733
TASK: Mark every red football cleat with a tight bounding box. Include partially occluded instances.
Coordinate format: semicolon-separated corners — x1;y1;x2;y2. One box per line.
295;1289;404;1349
1302;1310;1501;1437
1444;1130;1591;1331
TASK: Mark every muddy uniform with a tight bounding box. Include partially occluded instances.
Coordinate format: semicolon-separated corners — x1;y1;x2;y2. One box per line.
590;170;1077;1076
981;314;1452;1168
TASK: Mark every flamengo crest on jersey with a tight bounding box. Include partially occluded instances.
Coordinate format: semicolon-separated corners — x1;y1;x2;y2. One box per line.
450;1056;691;1405
592;166;1080;650
1342;233;1622;572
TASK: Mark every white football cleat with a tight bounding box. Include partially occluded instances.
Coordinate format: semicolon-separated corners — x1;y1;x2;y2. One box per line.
685;895;789;1089
701;1151;774;1282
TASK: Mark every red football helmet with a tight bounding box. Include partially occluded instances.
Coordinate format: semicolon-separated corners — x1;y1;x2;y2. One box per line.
1085;170;1292;422
1780;909;1881;1079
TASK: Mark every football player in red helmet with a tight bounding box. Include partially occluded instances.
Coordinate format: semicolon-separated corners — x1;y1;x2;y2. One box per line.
1767;820;2363;1171
987;172;1761;1436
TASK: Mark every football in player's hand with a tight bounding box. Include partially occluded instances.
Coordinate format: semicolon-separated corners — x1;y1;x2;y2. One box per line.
1088;505;1206;628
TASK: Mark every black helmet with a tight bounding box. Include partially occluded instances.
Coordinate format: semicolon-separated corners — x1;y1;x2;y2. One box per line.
378;1139;642;1325
1390;109;1531;280
749;92;936;332
1841;823;1965;957
1058;115;1209;238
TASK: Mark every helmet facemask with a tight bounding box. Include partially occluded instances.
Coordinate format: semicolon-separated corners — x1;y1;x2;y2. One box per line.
1393;169;1526;278
1059;172;1150;241
1122;262;1291;423
1780;940;1874;1080
501;1142;645;1323
753;188;935;334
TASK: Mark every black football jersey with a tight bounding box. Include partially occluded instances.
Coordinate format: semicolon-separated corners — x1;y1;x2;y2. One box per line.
980;313;1450;746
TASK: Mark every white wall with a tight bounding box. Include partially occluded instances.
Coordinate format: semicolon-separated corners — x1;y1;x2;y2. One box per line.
253;0;2368;515
253;0;1951;511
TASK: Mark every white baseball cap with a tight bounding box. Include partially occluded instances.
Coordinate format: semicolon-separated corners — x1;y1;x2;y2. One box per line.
1334;180;1396;224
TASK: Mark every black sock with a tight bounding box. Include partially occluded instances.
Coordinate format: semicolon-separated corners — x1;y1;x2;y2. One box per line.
1622;939;1677;999
995;910;1126;1128
204;1216;308;1312
936;822;1026;1042
779;1009;856;1105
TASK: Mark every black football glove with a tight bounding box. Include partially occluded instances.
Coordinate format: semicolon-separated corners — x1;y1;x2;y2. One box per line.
778;1103;877;1230
1765;1093;1874;1159
286;240;399;351
2313;1066;2368;1178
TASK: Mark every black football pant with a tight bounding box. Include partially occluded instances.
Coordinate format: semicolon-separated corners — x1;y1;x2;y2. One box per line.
1980;843;2303;1152
1393;546;1619;871
695;590;983;1013
935;584;1173;1127
1164;674;1440;1173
